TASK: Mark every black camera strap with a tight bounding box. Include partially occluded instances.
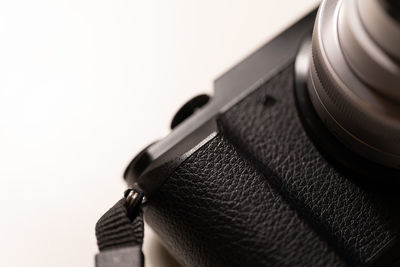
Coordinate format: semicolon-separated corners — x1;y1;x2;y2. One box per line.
95;188;146;267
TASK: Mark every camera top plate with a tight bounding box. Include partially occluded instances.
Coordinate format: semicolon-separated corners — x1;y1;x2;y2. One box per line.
124;10;317;197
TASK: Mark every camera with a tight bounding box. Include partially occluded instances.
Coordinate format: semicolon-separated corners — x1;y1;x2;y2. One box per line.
124;0;400;266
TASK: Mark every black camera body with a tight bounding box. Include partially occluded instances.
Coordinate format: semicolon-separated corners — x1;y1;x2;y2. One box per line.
124;4;400;267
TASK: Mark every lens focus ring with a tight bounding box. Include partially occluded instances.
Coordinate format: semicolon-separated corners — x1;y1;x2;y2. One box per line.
307;0;400;169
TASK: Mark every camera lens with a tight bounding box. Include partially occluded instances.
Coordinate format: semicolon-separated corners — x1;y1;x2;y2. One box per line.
341;0;400;99
307;0;400;169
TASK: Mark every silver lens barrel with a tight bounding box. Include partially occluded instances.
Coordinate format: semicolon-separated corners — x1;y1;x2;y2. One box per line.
340;0;400;101
308;0;400;168
359;0;400;62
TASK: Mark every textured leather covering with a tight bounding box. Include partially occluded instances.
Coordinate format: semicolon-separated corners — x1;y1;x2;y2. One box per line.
145;135;344;267
220;65;400;265
145;64;400;266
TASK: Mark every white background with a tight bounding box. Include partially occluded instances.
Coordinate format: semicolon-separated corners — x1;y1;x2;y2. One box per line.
0;1;318;266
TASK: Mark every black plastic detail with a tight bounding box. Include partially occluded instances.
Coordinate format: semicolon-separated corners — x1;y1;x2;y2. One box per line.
263;95;277;108
171;94;210;129
123;143;155;183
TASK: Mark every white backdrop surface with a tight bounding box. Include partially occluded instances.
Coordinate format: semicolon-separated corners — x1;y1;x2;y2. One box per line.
0;1;318;266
